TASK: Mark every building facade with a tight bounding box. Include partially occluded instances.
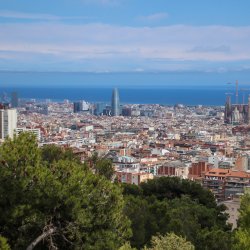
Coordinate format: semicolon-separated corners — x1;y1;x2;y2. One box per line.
203;168;250;201
115;170;154;185
73;101;83;113
0;108;17;139
224;95;250;124
15;127;41;141
111;88;120;116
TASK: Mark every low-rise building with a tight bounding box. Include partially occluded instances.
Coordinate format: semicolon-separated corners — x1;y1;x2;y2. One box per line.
158;160;189;179
115;169;153;185
203;168;250;201
16;127;41;141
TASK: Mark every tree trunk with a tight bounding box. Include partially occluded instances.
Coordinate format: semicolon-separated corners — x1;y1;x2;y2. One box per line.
26;228;57;250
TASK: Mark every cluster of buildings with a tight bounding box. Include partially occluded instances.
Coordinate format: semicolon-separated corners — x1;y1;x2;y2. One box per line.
224;81;250;125
3;87;250;228
13;92;250;198
73;88;121;116
224;95;250;124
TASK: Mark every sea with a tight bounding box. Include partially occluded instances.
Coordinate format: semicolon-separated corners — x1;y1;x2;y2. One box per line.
0;86;232;106
0;71;243;105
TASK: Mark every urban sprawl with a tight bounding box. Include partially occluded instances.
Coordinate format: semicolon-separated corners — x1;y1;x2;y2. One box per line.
2;86;250;229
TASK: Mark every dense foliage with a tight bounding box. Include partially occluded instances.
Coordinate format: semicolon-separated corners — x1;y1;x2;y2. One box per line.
122;177;232;250
0;236;10;250
87;152;115;180
0;132;238;249
145;233;195;250
233;194;250;250
0;133;131;249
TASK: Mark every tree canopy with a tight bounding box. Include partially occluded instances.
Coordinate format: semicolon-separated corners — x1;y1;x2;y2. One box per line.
122;177;232;250
145;233;195;250
0;236;10;250
0;133;131;249
88;152;114;180
233;194;250;250
0;132;236;249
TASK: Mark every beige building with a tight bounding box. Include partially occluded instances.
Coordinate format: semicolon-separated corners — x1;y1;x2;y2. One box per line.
115;170;153;185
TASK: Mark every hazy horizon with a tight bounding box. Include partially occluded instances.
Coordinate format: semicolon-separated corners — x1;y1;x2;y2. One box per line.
1;70;249;89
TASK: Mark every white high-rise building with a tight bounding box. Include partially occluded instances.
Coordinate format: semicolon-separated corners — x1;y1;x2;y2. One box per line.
15;127;41;141
0;109;17;139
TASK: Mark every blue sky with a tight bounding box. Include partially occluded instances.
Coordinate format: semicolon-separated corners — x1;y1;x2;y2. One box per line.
1;0;250;74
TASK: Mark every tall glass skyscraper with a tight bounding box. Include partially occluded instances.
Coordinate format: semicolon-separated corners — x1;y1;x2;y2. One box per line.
11;92;19;108
73;101;83;113
111;88;120;116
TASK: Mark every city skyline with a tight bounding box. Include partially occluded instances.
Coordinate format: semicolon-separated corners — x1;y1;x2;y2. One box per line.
0;0;250;83
1;2;250;248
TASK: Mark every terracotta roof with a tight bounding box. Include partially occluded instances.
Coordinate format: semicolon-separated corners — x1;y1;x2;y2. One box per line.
227;171;250;178
205;168;250;179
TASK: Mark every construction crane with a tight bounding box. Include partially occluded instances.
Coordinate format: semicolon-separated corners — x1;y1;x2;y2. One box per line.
227;81;239;104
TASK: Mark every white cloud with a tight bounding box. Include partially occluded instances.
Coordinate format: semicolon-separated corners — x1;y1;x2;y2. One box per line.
0;22;250;71
138;12;169;22
189;45;231;53
0;10;59;20
0;10;90;21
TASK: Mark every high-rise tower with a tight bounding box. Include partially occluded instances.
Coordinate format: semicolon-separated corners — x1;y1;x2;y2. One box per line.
0;108;17;139
224;95;232;124
11;92;19;108
111;88;120;116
